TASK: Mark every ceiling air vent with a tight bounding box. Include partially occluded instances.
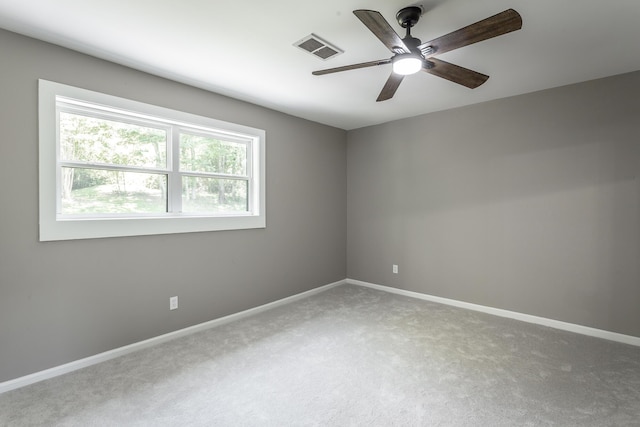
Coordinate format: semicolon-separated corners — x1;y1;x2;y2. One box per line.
294;34;343;61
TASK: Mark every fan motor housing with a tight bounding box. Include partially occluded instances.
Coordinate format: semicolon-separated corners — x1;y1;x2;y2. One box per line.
403;36;422;52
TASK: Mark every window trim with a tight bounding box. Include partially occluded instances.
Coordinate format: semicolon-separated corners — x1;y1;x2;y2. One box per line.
39;79;265;241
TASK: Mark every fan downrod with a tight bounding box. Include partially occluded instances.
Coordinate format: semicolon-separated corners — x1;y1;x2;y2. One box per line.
396;6;422;28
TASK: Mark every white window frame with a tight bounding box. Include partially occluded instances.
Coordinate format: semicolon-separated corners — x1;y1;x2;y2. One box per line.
39;79;265;241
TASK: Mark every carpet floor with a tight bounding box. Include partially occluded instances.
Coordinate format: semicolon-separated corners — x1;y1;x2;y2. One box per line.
1;284;639;426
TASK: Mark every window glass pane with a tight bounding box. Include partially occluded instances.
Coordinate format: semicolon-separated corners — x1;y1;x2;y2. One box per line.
61;167;167;215
180;133;247;176
182;176;248;213
59;112;167;168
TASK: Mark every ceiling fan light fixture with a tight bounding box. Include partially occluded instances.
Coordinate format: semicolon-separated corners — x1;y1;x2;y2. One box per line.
392;53;423;75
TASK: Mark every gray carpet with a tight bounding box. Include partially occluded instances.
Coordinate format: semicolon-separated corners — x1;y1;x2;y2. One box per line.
1;284;639;426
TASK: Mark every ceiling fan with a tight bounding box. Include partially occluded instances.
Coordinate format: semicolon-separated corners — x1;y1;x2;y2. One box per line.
312;7;522;101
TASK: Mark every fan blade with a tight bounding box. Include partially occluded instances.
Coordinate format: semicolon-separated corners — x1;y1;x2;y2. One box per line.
354;10;409;53
377;73;405;102
423;58;489;89
312;59;391;76
418;9;522;57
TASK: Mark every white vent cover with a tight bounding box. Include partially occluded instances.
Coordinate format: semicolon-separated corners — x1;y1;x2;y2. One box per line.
293;34;343;60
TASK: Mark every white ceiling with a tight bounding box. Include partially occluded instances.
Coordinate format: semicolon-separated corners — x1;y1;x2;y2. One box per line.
1;0;639;130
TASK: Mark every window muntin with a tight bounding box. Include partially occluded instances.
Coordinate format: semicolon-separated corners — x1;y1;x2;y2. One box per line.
39;79;265;241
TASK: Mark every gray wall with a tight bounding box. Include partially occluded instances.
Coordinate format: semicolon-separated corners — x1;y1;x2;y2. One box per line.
0;29;347;383
2;25;639;385
348;71;640;337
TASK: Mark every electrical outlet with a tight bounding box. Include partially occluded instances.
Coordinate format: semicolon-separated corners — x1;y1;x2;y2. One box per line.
393;264;398;274
169;296;178;310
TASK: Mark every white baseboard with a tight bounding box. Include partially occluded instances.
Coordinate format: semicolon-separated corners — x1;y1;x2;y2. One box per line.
4;277;638;394
347;278;640;347
0;279;347;394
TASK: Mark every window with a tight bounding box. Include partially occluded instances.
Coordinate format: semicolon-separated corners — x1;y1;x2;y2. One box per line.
39;80;265;241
